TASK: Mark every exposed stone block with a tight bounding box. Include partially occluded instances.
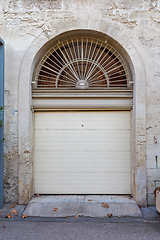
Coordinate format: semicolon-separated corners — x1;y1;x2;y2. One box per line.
117;0;143;9
147;193;156;205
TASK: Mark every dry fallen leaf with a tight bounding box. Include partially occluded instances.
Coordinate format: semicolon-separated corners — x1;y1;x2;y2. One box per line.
6;214;13;219
10;204;16;208
66;217;69;219
3;226;5;228
75;214;79;219
88;199;92;202
102;203;109;209
53;208;58;212
22;214;27;219
11;209;17;215
14;213;18;216
0;213;3;215
37;194;41;197
107;213;113;218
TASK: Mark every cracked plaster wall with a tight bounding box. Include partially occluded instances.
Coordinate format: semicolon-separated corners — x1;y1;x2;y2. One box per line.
0;0;160;205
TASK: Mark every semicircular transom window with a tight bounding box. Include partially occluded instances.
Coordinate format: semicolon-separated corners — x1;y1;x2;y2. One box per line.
35;37;131;89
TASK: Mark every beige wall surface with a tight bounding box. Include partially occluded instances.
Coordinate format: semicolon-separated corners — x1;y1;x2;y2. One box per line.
0;0;160;205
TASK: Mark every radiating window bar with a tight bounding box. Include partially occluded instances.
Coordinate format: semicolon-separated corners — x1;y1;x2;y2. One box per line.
34;37;132;90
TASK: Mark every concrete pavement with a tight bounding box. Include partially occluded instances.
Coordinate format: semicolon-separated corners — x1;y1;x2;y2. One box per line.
0;222;160;240
0;205;160;223
0;199;160;240
23;195;142;218
0;195;160;223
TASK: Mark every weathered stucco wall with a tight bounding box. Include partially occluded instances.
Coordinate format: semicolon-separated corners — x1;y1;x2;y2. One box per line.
0;0;160;205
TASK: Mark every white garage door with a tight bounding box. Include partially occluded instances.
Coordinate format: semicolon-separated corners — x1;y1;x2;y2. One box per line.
34;111;131;194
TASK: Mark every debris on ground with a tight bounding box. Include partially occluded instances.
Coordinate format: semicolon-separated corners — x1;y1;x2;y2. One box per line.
53;208;58;212
102;203;109;208
11;209;17;215
10;204;16;208
107;213;113;218
6;213;13;219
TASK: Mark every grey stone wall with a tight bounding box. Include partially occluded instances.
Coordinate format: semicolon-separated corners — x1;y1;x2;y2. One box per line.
0;0;160;205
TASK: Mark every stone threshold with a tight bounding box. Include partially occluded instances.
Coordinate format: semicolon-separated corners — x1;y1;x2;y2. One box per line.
24;195;142;218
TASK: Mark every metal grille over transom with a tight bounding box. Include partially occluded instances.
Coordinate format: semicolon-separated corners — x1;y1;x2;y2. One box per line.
35;38;131;89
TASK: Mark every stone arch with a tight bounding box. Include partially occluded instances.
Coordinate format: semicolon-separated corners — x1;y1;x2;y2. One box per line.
32;30;132;91
18;21;146;206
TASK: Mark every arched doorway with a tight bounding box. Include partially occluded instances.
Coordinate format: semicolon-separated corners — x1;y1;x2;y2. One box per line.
18;24;146;206
32;30;133;195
